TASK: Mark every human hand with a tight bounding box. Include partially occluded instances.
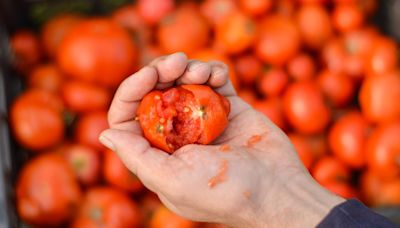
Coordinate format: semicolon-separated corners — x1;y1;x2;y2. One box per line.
99;52;344;227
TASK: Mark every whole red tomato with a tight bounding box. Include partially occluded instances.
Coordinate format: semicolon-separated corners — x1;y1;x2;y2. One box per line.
40;13;82;57
57;18;137;88
365;37;397;76
366;121;400;180
237;89;257;105
312;156;351;185
139;193;162;227
16;153;81;226
137;85;230;153
255;15;300;65
317;70;355;107
61;143;101;186
375;180;400;206
28;64;63;93
238;0;273;17
287;53;316;81
359;71;400;123
10;30;42;74
216;12;256;54
288;133;315;170
157;4;210;55
137;0;175;25
75;111;109;151
258;67;289;97
323;181;358;199
297;4;332;49
253;98;286;130
72;187;140;228
103;149;144;193
200;0;238;26
61;80;111;113
283;81;331;134
150;206;197;228
328;111;370;169
332;3;364;33
360;170;384;206
235;55;262;86
10;89;64;151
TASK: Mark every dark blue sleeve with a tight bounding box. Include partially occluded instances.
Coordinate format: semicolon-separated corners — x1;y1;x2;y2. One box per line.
317;199;397;228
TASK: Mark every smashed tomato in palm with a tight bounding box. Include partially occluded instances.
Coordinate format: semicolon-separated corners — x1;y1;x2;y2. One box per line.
137;85;230;153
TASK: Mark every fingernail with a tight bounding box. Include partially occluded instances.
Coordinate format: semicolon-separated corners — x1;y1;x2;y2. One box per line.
99;134;116;151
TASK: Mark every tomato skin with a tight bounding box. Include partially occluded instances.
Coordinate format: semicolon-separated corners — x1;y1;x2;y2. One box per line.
366;121;400;180
57;18;137;88
255;15;300;66
41;14;82;57
61;80;111;113
75;111;109;151
332;3;364;33
10;90;65;151
317;70;355;107
258;68;289;97
10;30;42;74
288;133;315;170
312;156;351;186
235;55;262;86
365;37;397;76
150;206;197;228
359;71;400;123
103;149;144;193
238;0;273;17
137;85;230;153
200;0;238;26
137;0;174;25
283;81;331;134
61;143;101;186
329;111;369;169
157;5;209;55
253;98;286;130
216;12;256;54
323;182;358;199
28;64;64;93
297;4;332;49
238;89;257;105
16;153;81;226
287;53;315;81
72;187;140;228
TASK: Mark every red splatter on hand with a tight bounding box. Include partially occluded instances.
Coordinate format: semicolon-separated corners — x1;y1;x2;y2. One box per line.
208;160;229;188
246;134;262;147
219;144;231;152
243;190;252;199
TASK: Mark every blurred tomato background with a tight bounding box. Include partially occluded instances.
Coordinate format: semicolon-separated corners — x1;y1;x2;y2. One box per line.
1;0;400;227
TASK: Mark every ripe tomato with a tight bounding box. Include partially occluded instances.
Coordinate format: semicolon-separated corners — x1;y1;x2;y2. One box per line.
323;181;358;199
103;149;144;193
287;53;316;81
216;12;256;54
139;193;162;227
137;0;174;25
258;67;289;97
16;153;81;226
359;71;400;123
111;5;151;46
312;156;351;185
238;89;257;105
75;111;109;151
321;38;347;74
366;121;400;180
28;64;63;93
255;15;300;66
200;0;238;26
375;180;400;206
61;143;101;186
360;170;384;206
140;44;164;67
238;0;273;17
283;81;331;134
365;37;398;76
317;70;355;107
137;85;230;153
235;55;262;86
253;98;286;130
332;3;364;33
328;111;370;169
61;80;111;113
10;90;65;151
288;133;315;170
40;14;82;57
10;30;42;74
150;206;197;228
191;49;239;90
157;4;210;55
57;18;137;88
72;187;140;228
307;134;328;160
297;4;332;49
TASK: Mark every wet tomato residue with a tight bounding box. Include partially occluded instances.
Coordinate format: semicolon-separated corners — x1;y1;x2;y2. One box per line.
208;160;229;188
219;144;231;152
246;134;262;147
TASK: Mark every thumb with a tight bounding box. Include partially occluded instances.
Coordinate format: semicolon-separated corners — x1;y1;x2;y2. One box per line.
99;129;173;192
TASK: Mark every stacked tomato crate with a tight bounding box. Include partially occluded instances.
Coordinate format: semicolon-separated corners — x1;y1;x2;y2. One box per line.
1;0;400;227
